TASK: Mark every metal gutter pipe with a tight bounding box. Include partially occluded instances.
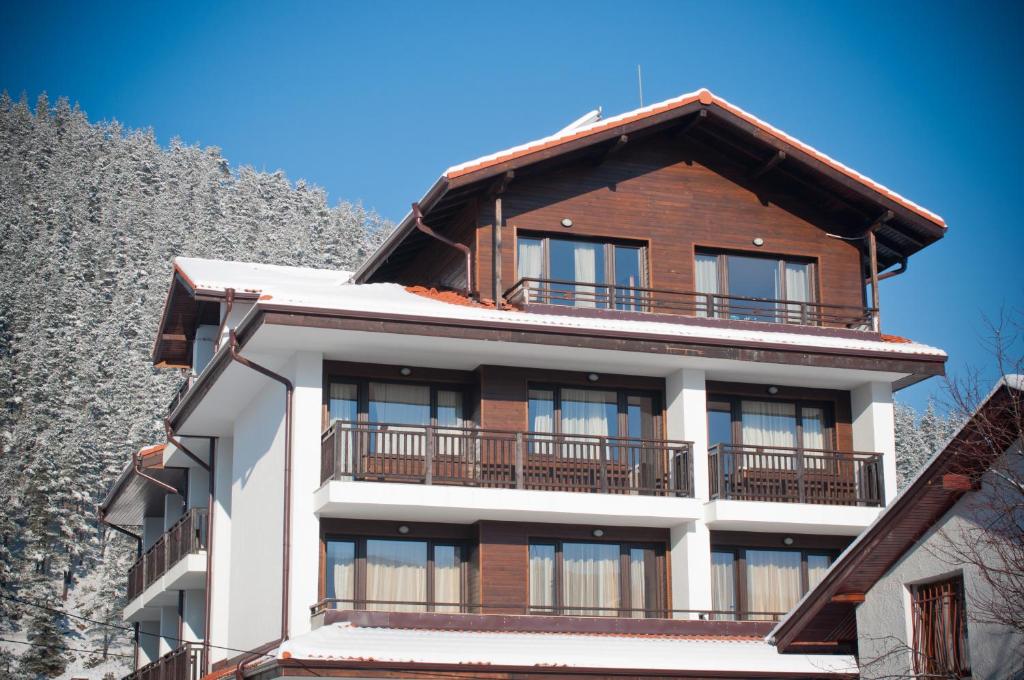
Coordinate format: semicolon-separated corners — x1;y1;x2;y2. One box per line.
412;202;474;297
227;329;294;642
202;437;216;674
133;449;181;498
215;288;236;352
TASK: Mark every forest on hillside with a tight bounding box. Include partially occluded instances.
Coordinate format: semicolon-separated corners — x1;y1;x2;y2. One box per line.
0;93;391;678
0;94;961;679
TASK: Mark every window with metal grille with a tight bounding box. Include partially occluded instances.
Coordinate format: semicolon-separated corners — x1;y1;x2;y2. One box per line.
911;575;971;677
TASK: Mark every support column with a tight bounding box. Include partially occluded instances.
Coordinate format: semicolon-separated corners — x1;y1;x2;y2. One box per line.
288;351;324;638
665;368;711;617
851;381;897;503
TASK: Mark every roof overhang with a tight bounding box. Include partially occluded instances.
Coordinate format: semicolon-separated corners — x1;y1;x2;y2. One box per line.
98;446;186;527
770;378;1023;652
355;89;945;284
168;302;945;434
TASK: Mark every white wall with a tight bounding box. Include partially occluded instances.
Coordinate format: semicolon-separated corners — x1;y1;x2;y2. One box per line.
856;450;1024;679
186;466;210;510
217;301;254;349
163;494;183;531
207;438;233;664
287;351;323;638
138;620;160;664
158;604;177;655
228;375;286;652
181;589;205;642
143;517;164;550
851;381;897;503
665;368;712;615
193;324;219;375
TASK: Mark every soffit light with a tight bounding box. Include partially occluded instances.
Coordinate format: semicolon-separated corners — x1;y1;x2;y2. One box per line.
767;385;780;395
400;367;412;376
753;237;765;247
561;217;574;228
397;525;411;535
587;373;600;382
782;536;794;546
592;528;605;538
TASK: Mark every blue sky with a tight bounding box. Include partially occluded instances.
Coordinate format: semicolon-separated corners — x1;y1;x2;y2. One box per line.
2;1;1021;411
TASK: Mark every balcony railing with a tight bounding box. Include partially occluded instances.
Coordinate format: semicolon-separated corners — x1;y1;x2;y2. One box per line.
125;641;206;680
127;507;208;600
504;277;876;330
708;444;884;506
167;372;196;415
321;421;693;497
310;598;786;622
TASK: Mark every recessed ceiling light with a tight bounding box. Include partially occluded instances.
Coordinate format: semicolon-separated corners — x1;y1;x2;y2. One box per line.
398;525;410;535
753;237;765;247
767;385;779;395
400;367;412;376
587;373;599;382
561;218;574;228
592;528;605;538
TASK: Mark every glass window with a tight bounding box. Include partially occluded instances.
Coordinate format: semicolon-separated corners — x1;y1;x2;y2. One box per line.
614;246;644;311
325;539;356;605
740;400;798;452
433;544;461;613
365;539;428;612
436;390;463;429
744;549;802;620
329;382;358;424
368;382;431;425
562;542;621;616
728;255;781;303
629;547;649;618
529;543;556;613
560;388;619;439
695;251;816;323
710;551;736;620
912;576;970;677
807;554;832;590
707;404;733;449
517;237;544;280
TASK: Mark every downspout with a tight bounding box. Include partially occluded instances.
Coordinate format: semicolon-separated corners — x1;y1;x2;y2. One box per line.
202;438;216;674
227;329;294;643
97;508;142;669
875;257;908;283
412;202;474;297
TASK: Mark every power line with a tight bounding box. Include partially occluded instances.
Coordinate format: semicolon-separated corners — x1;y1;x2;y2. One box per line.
0;636;135;660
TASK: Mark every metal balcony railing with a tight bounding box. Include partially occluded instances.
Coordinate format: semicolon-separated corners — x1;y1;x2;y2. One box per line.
504;277;876;330
708;443;884;506
321;421;693;498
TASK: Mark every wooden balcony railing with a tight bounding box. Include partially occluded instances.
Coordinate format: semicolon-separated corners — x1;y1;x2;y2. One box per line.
504;277;876;330
167;372;196;415
127;507;208;599
708;444;884;506
321;421;693;498
124;641;206;680
310;598;787;622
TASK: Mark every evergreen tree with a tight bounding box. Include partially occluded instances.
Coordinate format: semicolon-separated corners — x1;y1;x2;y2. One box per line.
17;580;69;678
894;399;962;489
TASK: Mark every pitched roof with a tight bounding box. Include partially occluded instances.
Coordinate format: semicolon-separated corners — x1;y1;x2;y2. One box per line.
356;88;946;283
769;375;1024;652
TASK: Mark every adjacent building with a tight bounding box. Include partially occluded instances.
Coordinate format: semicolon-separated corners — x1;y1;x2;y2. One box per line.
98;88;950;679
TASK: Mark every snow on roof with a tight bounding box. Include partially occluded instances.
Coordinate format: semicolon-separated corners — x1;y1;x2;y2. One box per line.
173;257;945;359
444;88;945;229
269;621;854;674
173;256;351;296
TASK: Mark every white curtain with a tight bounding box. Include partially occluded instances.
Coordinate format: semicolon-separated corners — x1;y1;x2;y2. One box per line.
745;550;802;620
807;554;832;590
563;542;620;616
741;401;797;470
573;243;600;308
369;383;430;455
327;540;355;606
435;390;465;456
629;548;647;618
433;544;461;613
529;544;556;613
561;389;615;459
329;383;358;423
528;390;555;456
784;263;811;323
710;551;737;620
517;238;544;292
801;407;827;470
695;254;720;317
365;539;427;612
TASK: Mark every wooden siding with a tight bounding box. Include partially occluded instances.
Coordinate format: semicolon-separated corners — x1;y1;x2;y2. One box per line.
469;139;866;309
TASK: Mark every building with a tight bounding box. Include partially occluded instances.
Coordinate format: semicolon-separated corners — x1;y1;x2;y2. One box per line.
97;88;950;679
770;375;1024;679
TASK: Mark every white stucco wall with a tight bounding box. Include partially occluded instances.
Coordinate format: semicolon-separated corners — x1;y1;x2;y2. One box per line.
851;381;897;503
138;620;160;664
181;589;205;642
856;450;1024;679
207;438;233;664
228;379;286;653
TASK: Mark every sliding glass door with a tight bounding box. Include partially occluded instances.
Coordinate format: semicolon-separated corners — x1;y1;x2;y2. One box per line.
711;546;835;620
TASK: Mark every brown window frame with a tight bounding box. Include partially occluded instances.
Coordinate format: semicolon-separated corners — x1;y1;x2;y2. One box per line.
321;534;470;613
710;545;838;621
694;248;819;304
327;377;471;428
528;384;664;440
516;232;650;288
528;538;667;618
706;394;837;451
911;575;971;677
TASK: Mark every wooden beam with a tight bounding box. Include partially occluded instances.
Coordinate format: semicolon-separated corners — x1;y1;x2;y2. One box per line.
941;473;976;492
830;593;866;604
493;194;503;303
485;170;514;198
592;135;629;166
867;227;880;332
161;333;188;343
674;108;708;139
749;150;786;180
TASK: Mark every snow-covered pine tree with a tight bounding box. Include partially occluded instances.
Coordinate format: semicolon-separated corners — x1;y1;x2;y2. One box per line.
0;92;393;670
894;399;963;489
17;578;69;678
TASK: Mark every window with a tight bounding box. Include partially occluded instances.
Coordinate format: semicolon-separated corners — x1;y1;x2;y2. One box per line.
528;540;663;617
707;395;835;453
529;386;659;440
323;537;465;613
912;576;970;677
517;235;648;310
327;379;467;428
695;251;815;323
710;547;835;621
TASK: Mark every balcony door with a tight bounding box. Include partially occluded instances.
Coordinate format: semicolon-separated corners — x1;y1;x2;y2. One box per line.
695;251;815;323
529;387;659;453
517;235;647;310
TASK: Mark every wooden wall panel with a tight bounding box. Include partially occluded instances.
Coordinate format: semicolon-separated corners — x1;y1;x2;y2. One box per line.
473;140;866;309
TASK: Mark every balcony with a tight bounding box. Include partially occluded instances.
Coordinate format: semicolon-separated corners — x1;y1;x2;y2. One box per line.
127;508;208;602
321;422;693;497
708;444;884;507
167;372;196;416
504;278;876;331
125;641;205;680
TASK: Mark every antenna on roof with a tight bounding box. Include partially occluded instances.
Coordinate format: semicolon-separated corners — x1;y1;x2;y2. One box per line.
636;65;644;107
